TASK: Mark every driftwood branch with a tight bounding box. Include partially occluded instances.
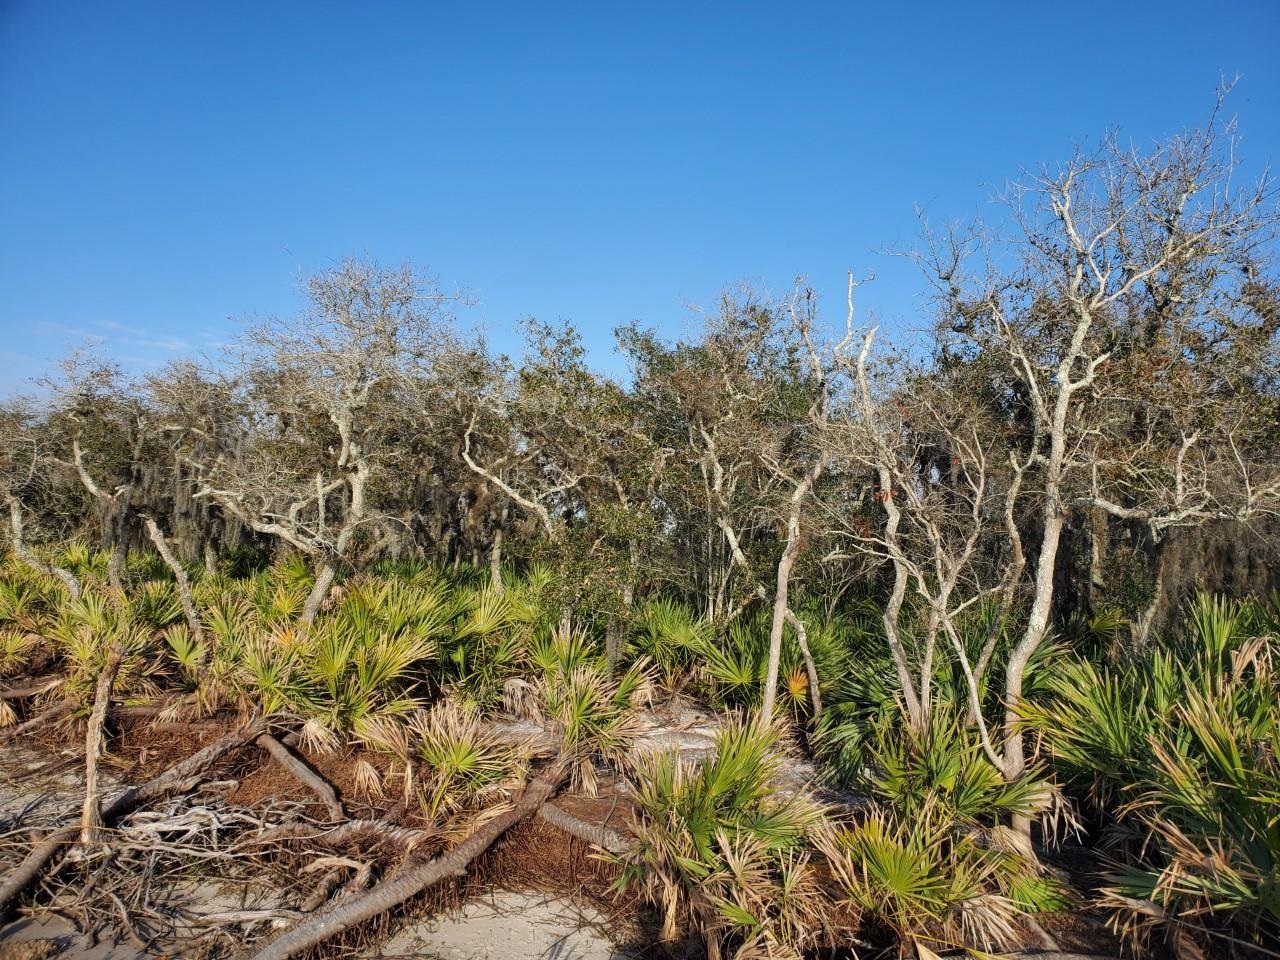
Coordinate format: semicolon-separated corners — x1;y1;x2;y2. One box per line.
243;760;567;960
536;803;630;854
0;678;61;700
239;819;438;854
256;734;344;821
0;702;72;742
81;649;123;845
0;716;267;915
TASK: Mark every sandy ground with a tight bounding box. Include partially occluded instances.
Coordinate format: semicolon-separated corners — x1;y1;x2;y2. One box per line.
0;698;836;959
0;742;632;959
371;890;629;960
0;915;144;960
0;888;629;960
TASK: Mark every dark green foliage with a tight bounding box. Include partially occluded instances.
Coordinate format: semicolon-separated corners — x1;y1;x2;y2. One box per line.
1024;594;1280;951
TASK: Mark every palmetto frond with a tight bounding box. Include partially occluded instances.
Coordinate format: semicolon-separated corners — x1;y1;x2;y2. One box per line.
162;623;205;680
406;699;527;818
0;627;39;677
633;597;713;688
817;801;1024;952
617;715;829;957
134;579;184;628
523;622;652;793
1026;593;1280;947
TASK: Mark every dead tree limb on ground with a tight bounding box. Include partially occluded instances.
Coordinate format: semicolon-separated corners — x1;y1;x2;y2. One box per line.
243;760;567;960
0;716;268;915
256;733;344;821
535;803;630;854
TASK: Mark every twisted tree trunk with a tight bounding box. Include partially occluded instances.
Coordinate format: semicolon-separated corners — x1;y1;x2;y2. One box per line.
300;562;336;625
143;516;204;643
6;498;81;600
536;803;630;854
81;649;123;845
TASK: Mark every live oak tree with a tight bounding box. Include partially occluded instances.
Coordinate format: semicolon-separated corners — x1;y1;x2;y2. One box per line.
460;322;670;666
41;360;206;637
41;357;154;594
0;399;83;597
174;259;460;623
756;281;852;721
623;288;837;718
843;104;1280;848
621;294;789;627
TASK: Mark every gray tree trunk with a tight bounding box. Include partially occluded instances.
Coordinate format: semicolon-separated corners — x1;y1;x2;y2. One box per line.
301;562;336;625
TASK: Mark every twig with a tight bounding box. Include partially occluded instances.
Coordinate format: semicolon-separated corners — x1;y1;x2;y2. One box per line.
0;715;267;915
0;703;73;743
108;891;151;951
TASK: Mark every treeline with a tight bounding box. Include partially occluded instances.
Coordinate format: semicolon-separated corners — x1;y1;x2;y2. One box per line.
3;111;1280;809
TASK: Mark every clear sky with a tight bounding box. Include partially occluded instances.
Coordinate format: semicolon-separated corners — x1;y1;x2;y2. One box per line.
2;1;1278;394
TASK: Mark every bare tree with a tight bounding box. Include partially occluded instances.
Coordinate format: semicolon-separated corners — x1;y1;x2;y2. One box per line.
757;278;860;721
0;400;82;598
458;329;586;545
875;98;1280;847
829;324;1017;756
176;259;459;622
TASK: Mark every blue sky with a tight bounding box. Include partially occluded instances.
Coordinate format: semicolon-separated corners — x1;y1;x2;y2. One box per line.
2;1;1278;394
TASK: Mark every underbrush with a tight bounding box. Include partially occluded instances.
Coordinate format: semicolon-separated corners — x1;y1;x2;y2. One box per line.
1;544;1277;958
1023;593;1280;958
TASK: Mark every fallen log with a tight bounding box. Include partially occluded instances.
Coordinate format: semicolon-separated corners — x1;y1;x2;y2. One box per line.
256;733;344;821
0;702;72;742
0;715;268;915
0;677;60;701
242;760;567;960
536;803;630;854
240;818;438;853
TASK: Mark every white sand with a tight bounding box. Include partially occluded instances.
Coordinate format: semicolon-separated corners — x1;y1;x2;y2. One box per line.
372;890;628;960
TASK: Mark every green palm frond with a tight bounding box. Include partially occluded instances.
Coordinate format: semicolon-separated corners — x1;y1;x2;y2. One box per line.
1026;592;1280;946
616;715;828;956
633;597;713;688
819;801;1028;951
134;579;184;628
163;624;205;680
0;627;39;676
405;699;528;818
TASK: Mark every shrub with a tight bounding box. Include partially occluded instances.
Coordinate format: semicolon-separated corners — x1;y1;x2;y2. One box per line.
1025;593;1280;953
515;622;652;794
615;716;830;959
815;706;1070;952
361;698;528;817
